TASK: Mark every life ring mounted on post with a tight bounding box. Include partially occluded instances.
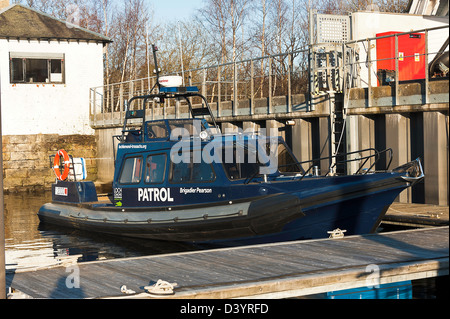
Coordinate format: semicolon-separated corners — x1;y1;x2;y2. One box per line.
53;149;71;181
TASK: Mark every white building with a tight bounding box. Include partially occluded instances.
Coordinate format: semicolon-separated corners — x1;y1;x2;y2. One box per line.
0;3;110;136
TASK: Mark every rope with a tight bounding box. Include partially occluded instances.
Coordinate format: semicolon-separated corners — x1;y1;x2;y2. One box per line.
144;279;178;296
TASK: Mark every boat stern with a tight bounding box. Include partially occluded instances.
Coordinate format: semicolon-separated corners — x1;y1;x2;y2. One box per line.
51;180;98;203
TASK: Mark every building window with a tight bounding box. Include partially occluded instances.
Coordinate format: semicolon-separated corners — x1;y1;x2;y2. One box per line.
9;52;65;84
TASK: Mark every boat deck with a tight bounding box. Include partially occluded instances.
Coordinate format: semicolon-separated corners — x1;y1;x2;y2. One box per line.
5;226;448;299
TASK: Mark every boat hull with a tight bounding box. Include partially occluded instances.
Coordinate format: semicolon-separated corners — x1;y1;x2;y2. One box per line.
38;170;413;244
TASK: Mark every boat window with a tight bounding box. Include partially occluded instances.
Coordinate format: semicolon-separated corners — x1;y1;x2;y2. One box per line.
169;120;206;138
222;144;260;180
145;154;166;184
169;152;215;183
147;121;168;139
119;156;143;184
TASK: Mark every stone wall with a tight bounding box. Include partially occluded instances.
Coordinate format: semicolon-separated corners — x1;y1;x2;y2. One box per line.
2;134;97;193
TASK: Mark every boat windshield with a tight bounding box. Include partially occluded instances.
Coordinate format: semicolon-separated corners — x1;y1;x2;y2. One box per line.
147;121;168;139
221;140;302;180
169;120;207;137
222;144;260;180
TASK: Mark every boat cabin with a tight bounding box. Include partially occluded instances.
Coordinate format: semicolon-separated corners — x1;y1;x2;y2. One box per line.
112;116;303;208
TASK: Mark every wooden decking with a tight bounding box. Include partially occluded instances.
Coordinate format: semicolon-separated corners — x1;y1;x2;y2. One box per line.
6;226;448;299
384;203;449;228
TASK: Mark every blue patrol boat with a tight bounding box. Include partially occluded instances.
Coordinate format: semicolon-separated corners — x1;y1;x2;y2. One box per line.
37;85;423;244
38;48;424;245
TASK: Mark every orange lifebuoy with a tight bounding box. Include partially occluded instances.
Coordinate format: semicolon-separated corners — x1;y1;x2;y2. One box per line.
53;149;71;181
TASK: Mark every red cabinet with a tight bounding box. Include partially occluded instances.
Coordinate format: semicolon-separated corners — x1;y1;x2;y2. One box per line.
376;31;426;85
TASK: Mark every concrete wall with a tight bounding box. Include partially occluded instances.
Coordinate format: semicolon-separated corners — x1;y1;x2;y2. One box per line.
346;79;449;206
2;134;97;193
0;38;104;135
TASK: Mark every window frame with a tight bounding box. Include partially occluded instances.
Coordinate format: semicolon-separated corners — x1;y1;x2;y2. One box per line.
221;143;261;181
9;52;65;84
169;151;216;184
118;156;144;185
144;153;167;184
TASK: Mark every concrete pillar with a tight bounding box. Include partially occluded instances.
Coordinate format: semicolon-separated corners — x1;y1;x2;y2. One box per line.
423;111;448;206
221;122;239;134
265;120;285;140
242;121;260;134
385;113;411;203
318;117;331;175
346;115;359;174
357;115;376;170
291;118;313;163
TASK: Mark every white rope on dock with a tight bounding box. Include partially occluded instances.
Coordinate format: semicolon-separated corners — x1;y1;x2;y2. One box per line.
144;279;178;296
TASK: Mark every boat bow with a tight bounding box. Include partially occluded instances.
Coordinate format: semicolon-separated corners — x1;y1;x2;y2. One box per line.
393;158;425;185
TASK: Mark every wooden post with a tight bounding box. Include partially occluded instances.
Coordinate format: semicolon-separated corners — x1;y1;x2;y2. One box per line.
0;64;6;299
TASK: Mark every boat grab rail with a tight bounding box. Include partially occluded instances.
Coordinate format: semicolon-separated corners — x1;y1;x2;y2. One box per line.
121;92;218;142
294;147;393;181
245;147;393;184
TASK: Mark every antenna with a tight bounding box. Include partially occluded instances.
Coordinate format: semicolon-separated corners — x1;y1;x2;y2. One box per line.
178;23;185;86
146;24;151;91
152;43;161;90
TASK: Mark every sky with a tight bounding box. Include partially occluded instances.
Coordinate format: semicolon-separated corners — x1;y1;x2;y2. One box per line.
150;0;205;24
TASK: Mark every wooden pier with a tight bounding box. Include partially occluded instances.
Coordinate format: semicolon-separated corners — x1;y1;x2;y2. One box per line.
384;203;449;228
5;226;448;299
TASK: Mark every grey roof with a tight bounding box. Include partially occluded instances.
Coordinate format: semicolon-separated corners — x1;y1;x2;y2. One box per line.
0;4;111;42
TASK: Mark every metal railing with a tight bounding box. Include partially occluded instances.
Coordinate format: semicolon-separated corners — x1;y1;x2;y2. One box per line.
346;25;448;107
89;48;311;127
89;25;449;127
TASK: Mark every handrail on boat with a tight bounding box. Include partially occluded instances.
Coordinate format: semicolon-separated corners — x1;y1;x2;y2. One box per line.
245;147;393;184
294;147;393;181
121;90;218;142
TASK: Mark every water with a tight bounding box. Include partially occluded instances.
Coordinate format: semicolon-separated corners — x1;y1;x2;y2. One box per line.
3;193;203;272
3;193;447;299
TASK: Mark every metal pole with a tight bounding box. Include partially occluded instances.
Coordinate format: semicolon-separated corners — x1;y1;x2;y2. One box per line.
424;30;429;104
395;34;399;106
367;39;372;108
0;64;6;299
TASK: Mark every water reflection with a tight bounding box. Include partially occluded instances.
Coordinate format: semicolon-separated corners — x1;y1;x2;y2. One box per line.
4;193;204;271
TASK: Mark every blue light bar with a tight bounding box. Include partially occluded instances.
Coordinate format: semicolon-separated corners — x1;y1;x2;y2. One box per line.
159;86;199;94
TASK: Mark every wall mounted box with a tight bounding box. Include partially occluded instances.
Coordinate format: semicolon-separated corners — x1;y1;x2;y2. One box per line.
376;31;426;85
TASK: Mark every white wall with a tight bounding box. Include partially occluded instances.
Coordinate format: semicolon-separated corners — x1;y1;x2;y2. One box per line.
0;39;104;135
351;11;449;87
